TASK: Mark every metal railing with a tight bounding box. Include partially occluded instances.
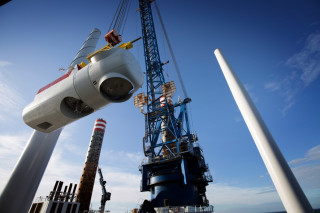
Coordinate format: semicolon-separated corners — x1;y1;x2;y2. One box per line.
155;205;214;213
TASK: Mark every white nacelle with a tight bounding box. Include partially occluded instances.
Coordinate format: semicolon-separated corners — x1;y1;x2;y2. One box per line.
23;48;144;133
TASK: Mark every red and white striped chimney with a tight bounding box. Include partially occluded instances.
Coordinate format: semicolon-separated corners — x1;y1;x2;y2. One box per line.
94;118;107;132
76;118;107;212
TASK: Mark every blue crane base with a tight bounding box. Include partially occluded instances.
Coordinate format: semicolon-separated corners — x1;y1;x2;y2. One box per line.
140;144;212;207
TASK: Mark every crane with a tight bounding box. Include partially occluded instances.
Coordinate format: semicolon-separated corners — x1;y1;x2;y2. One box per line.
98;167;111;213
134;0;214;211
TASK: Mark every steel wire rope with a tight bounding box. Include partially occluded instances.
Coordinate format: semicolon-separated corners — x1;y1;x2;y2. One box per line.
108;1;122;32
109;0;129;33
120;0;132;35
121;0;130;29
155;4;169;81
154;2;188;99
113;0;126;32
115;0;127;32
154;2;196;133
135;4;142;79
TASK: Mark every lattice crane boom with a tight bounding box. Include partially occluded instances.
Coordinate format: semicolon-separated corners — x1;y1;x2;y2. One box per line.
137;0;193;160
136;0;213;209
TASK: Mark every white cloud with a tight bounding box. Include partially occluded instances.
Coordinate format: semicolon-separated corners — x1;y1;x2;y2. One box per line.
2;128;319;213
286;144;320;206
89;151;148;211
206;145;320;212
90;168;148;209
265;71;301;115
0;133;29;160
100;149;145;171
0;118;147;213
0;132;30;189
292;164;320;189
265;32;320;114
290;145;320;165
287;144;320;191
206;183;283;213
264;82;281;92
31;129;148;212
281;100;295;115
291;164;320;207
0;61;12;67
234;116;242;123
207;183;279;206
0;62;26;120
286;33;320;86
0;80;25;116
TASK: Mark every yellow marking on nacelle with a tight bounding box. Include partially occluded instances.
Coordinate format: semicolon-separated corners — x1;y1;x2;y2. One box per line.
86;37;142;62
86;43;113;62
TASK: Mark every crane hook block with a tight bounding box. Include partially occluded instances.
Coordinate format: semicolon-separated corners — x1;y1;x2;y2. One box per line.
105;29;122;46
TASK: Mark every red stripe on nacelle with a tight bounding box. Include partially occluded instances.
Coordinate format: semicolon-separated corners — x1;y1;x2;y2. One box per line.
37;72;71;94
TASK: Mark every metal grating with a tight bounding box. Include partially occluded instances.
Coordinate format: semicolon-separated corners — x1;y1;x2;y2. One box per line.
134;92;147;108
161;81;176;98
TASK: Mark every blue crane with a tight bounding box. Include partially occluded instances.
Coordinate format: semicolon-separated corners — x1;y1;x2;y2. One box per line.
134;0;214;210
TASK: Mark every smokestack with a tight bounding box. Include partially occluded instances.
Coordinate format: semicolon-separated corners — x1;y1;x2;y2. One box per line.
54;181;63;201
49;181;59;200
70;184;77;202
61;185;68;201
76;119;107;212
65;183;73;202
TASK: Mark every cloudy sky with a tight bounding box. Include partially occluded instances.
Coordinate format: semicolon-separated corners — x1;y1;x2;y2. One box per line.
0;0;320;212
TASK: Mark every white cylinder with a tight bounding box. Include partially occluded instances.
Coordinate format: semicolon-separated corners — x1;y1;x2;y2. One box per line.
70;28;101;67
0;129;62;213
214;48;313;213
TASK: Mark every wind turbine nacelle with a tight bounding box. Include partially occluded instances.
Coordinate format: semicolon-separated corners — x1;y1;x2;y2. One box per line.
22;48;144;133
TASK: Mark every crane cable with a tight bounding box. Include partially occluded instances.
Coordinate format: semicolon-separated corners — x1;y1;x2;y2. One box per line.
120;0;132;35
108;0;131;34
155;2;195;132
154;2;189;99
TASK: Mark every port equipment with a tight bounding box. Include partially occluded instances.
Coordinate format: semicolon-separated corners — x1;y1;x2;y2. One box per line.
76;119;107;212
28;181;79;213
134;0;213;209
98;167;111;213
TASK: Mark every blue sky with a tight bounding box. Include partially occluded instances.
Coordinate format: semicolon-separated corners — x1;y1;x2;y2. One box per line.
1;0;320;212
